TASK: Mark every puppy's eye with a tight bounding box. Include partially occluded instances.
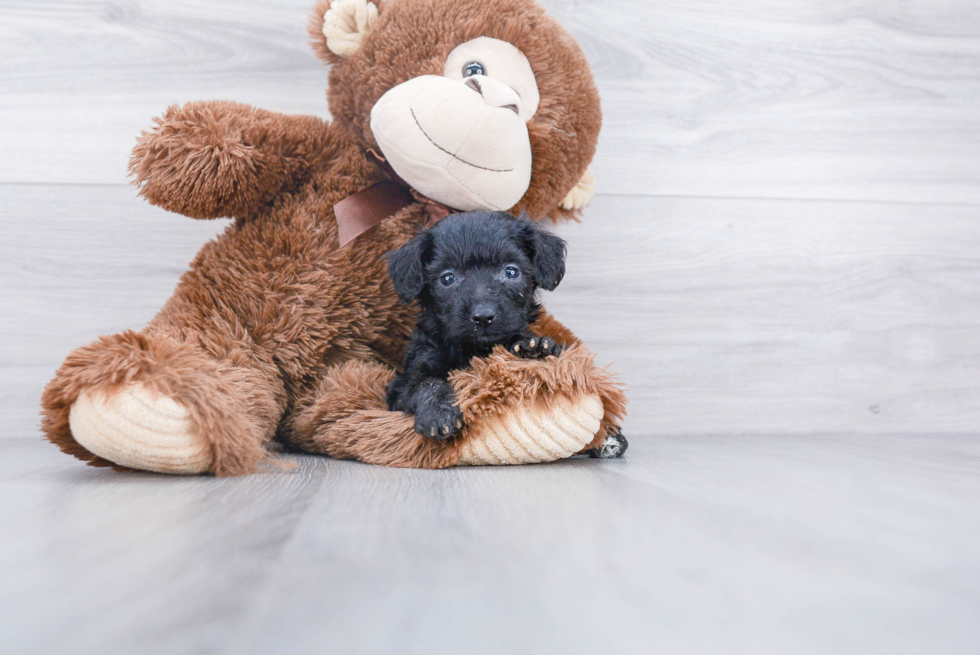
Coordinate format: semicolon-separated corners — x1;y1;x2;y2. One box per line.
464;62;486;77
504;266;521;280
440;272;457;287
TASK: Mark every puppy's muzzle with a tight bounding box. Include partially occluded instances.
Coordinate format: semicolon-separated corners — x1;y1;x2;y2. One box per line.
470;304;496;327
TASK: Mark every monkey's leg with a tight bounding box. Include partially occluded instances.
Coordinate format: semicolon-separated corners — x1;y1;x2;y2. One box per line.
531;310;629;458
42;319;287;476
284;360;463;469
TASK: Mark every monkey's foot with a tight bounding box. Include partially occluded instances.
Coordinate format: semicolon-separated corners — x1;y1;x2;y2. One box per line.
68;383;213;474
456;394;603;465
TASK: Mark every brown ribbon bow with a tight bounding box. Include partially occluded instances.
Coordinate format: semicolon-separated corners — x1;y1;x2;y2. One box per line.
333;150;457;247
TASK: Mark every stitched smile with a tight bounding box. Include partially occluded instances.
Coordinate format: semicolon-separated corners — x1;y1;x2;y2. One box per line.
410;108;513;173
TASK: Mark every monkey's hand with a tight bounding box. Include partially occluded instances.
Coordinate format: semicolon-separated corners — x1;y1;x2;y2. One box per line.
130;101;327;220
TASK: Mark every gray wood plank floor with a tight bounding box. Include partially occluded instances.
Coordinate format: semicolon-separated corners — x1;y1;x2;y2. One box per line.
2;0;979;653
2;435;979;655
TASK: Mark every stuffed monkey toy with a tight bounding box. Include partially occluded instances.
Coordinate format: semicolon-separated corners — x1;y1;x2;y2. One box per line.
41;0;628;475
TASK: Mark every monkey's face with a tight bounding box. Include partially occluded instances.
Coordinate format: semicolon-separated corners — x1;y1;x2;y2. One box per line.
370;37;540;212
309;0;602;220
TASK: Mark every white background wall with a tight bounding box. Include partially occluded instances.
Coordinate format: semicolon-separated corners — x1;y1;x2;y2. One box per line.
2;0;979;437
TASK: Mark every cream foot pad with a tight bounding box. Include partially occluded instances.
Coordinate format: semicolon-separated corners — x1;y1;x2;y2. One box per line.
456;394;603;465
68;383;213;474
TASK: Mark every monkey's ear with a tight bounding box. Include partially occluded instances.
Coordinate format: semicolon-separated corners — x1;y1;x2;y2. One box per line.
308;0;381;64
559;165;596;211
384;231;431;304
522;218;567;291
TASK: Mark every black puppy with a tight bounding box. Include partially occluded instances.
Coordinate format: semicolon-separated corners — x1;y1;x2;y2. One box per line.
385;211;566;440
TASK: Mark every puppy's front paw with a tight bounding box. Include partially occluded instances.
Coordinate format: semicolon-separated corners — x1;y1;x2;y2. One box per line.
510;335;563;359
414;402;464;441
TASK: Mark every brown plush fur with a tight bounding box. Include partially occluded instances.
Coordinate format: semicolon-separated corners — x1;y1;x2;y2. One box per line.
288;344;625;467
289;359;463;468
42;330;283;474
451;343;627;453
129;102;332;220
40;0;621;475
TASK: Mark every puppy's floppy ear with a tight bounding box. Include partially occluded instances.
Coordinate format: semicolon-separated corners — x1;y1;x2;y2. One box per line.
384;231;431;304
521;216;567;291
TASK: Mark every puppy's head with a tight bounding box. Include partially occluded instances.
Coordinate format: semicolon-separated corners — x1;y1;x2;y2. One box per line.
385;211;566;347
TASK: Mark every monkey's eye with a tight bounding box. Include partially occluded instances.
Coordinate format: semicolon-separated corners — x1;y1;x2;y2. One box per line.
464;62;486;77
504;265;521;280
440;272;457;287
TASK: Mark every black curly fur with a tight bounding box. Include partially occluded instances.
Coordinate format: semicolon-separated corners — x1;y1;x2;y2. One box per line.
385;211;566;440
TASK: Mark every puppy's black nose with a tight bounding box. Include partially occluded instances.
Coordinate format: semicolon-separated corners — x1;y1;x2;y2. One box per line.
471;305;496;327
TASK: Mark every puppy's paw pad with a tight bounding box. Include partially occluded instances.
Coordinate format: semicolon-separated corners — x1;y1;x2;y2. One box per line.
512;335;562;359
588;429;629;459
539;337;563;358
415;404;464;441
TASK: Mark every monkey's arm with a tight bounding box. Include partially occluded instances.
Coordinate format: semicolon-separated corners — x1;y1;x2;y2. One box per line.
129;101;333;220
